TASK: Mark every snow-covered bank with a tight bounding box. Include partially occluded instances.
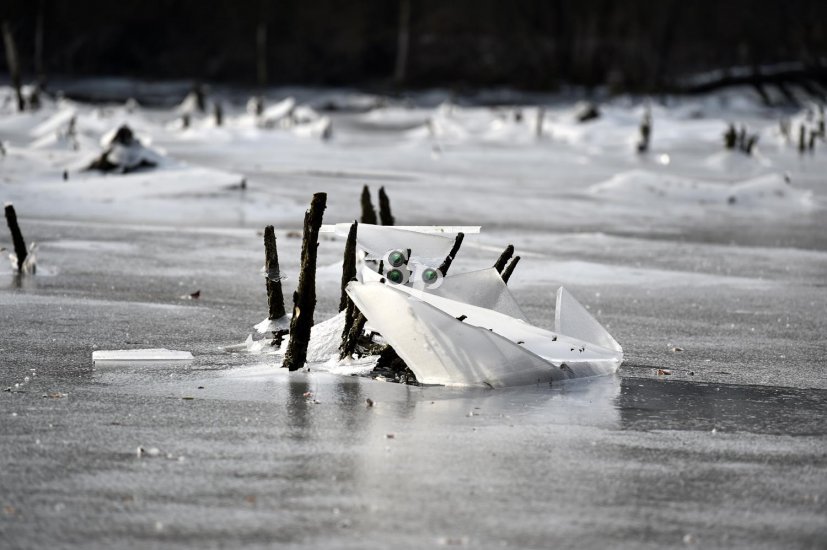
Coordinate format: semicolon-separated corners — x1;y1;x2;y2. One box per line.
2;85;824;241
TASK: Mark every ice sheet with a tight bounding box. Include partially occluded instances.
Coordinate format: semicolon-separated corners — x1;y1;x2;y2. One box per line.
92;349;193;362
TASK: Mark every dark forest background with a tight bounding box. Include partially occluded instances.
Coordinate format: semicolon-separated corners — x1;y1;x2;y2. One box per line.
2;0;827;93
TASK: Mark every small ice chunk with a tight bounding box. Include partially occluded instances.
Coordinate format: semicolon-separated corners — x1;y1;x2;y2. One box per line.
254;316;290;334
92;349;193;362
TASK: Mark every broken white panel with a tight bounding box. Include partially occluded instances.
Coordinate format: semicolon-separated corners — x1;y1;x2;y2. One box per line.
347;282;553;387
555;287;622;353
347;282;620;387
261;97;296;124
428;268;529;321
354;224;458;262
387;282;621;367
323;224;480;236
92;349;193;362
360;265;528;321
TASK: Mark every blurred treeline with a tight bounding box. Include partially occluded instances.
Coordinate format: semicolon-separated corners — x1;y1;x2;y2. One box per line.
1;0;826;92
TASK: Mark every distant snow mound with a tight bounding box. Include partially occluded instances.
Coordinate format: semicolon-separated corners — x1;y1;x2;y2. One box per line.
589;170;813;210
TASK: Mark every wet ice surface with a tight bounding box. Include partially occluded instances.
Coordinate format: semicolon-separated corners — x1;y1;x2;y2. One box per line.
2;87;827;548
1;221;825;549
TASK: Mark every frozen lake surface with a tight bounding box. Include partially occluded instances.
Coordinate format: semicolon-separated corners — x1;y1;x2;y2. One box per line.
1;84;826;548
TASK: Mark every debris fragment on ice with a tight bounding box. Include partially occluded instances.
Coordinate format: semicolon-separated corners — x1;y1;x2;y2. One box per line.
243;334;271;354
254;316;291;334
260;97;296;126
347;281;621;388
92;349;193;362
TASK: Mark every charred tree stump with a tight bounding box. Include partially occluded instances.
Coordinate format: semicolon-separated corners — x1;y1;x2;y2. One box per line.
4;204;27;272
283;193;327;371
438;232;464;276
360;185;377;224
263;225;287;344
2;22;24;113
341;298;356;344
339;311;367;360
502;256;521;284
339;221;358;311
378;187;395;226
493;244;514;273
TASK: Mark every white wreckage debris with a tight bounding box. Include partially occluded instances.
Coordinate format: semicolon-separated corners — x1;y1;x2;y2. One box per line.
332;224;623;388
256;97;333;139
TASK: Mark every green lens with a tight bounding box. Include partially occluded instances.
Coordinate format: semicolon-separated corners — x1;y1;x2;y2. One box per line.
422;268;439;283
388;250;405;267
387;269;404;284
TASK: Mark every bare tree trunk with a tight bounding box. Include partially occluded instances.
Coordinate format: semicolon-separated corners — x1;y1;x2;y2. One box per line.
283;193;327;371
2;22;24;112
34;0;45;87
393;0;411;85
4;204;27;271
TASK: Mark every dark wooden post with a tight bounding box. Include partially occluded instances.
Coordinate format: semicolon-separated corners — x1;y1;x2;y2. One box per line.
339;221;358;311
283;193;327;371
637;108;651;153
264;225;286;320
378;187;395;226
502;256;521;284
2;22;24;112
4;204;27;272
360;185;377;224
724;124;737;149
438;232;464;276
493;244;514;273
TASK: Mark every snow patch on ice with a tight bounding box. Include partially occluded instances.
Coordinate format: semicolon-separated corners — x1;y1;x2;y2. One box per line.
589;170;813;210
